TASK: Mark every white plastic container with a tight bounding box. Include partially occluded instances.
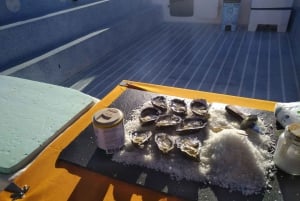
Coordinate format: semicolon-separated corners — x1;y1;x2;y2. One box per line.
274;102;300;127
274;123;300;175
92;108;124;154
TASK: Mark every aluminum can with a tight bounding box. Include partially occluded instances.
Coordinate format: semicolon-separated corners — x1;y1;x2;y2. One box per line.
92;108;124;154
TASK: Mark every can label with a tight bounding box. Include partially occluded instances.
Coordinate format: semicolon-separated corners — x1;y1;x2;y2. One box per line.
93;122;124;151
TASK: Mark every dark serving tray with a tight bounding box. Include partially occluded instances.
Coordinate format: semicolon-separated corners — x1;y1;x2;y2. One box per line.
59;89;300;201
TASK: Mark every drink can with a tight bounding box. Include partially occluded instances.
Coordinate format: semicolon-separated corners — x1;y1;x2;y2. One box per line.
92;108;124;154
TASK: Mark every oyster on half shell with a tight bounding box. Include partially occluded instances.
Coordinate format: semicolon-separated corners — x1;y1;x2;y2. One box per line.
139;107;161;125
155;133;175;153
176;117;208;133
190;99;209;116
155;114;182;127
177;137;201;160
151;96;168;112
129;130;152;147
170;99;187;115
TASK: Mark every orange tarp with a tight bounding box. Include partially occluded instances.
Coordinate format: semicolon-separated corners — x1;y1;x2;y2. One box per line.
0;81;276;201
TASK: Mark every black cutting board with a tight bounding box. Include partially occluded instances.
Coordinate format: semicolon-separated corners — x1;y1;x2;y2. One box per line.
59;89;300;201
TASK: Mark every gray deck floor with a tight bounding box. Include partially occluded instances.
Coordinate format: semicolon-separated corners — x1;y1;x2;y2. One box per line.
64;22;300;102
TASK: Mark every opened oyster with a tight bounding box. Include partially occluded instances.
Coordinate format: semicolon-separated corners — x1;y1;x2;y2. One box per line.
155;114;182;127
176;117;208;133
151;96;168;112
190;99;208;116
155;133;175;153
129;130;152;147
177;137;202;160
139;107;161;125
170;99;187;115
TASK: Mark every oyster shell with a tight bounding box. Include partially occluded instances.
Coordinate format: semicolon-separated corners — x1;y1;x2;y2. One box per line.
151;96;168;112
190;99;208;116
170;99;187;115
154;133;175;153
176;117;207;133
155;114;182;127
129;130;152;147
177;137;201;159
139;107;161;125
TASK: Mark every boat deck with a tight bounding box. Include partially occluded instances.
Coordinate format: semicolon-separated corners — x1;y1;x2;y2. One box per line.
63;22;300;102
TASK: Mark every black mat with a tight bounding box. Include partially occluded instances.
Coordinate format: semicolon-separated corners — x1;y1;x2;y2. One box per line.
59;89;300;201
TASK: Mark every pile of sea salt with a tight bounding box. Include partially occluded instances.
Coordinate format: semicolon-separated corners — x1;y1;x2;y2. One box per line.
112;101;275;195
200;129;274;195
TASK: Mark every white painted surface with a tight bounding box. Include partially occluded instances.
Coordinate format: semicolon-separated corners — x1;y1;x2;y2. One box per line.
151;0;253;25
251;0;294;8
151;0;300;25
151;0;219;23
248;10;291;32
196;0;219;19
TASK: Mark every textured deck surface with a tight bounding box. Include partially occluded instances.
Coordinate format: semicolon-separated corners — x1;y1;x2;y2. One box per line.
63;23;300;102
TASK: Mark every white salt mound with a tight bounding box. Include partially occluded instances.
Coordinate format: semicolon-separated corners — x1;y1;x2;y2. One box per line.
200;129;273;195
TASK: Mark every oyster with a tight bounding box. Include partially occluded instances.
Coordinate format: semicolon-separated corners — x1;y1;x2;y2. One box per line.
151;96;168;112
155;133;175;153
176;117;208;133
190;99;208;116
139;107;161;125
129;130;152;147
155;114;182;127
177;138;201;159
170;99;187;115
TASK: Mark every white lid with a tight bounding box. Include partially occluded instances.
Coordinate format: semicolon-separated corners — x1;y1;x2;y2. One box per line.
93;108;123;128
